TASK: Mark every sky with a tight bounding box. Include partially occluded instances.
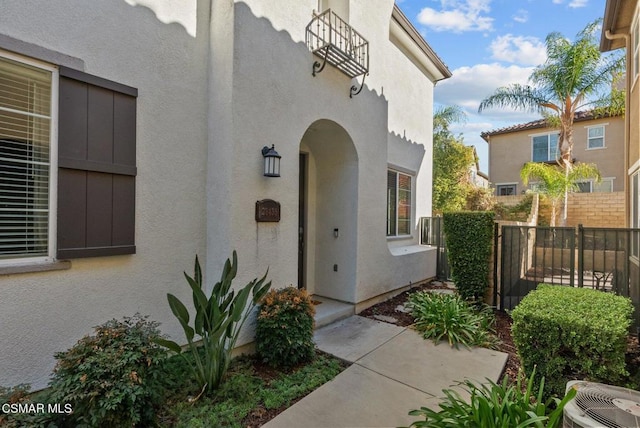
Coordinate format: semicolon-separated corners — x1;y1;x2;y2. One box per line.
396;0;609;174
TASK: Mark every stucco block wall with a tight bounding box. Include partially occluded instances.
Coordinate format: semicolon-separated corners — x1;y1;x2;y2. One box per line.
488;115;625;194
502;193;625;228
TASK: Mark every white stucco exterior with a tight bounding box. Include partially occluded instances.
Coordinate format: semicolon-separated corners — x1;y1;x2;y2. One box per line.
0;0;448;389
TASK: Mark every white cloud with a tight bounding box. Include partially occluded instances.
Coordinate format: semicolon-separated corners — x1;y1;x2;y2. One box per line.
489;34;546;66
552;0;563;4
417;0;493;33
569;0;587;8
513;9;528;23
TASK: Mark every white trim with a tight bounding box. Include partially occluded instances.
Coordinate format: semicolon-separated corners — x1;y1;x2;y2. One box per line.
530;132;559;162
585;124;606;150
0;50;58;265
629;159;640;175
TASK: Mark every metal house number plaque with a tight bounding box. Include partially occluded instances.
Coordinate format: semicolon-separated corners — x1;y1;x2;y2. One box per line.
255;199;281;222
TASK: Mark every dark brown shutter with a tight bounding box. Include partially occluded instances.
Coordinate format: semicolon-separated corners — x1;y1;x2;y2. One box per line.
57;67;137;259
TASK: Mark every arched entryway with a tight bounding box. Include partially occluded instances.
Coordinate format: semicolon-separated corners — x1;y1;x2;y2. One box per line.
298;119;358;303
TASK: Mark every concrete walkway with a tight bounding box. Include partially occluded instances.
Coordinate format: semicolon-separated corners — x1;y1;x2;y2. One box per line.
263;315;508;428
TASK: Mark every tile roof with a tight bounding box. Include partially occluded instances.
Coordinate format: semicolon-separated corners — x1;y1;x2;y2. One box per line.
480;110;620;142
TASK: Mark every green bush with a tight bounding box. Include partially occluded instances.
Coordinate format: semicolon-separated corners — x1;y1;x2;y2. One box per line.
156;252;271;394
407;292;498;349
511;284;633;397
442;211;494;301
406;369;575;428
256;287;316;368
48;314;167;427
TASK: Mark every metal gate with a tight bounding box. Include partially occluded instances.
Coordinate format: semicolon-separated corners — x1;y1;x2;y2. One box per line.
420;217;450;281
498;225;640;327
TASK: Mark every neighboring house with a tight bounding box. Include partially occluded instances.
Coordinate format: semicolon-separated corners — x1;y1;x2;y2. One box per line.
601;0;640;299
468;146;489;188
0;0;450;388
481;111;624;196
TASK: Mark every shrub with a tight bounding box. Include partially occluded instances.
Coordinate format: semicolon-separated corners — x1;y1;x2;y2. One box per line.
511;284;633;397
256;287;316;368
442;211;494;301
48;314;167;427
406;369;575;428
156;251;271;394
465;186;495;211
407;292;498;349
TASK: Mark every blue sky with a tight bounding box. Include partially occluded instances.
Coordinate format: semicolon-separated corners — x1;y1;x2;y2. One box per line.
396;0;608;173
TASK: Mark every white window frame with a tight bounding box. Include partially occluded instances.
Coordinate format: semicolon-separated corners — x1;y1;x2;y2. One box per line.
530;132;559;162
586;124;606;150
496;183;517;196
387;168;412;238
0;50;58;266
574;178;614;193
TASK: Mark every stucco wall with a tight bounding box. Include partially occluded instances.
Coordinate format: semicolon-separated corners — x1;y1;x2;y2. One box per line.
0;0;440;388
488;115;625;194
0;0;210;388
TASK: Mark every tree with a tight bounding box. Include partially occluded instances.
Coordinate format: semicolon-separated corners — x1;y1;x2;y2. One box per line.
520;162;601;226
478;20;624;222
432;106;474;213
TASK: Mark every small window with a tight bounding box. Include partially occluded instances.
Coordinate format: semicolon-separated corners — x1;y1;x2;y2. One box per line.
576;181;592;193
496;184;516;196
575;179;613;193
532;133;558;162
587;126;604;149
387;169;412;236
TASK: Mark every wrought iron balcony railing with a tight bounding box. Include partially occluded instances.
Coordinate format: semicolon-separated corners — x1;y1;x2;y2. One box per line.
305;9;369;97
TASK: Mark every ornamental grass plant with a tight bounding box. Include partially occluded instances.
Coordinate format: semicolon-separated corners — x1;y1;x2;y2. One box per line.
407;291;499;349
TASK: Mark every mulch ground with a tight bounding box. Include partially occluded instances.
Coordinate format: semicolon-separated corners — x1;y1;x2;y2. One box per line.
359;280;521;384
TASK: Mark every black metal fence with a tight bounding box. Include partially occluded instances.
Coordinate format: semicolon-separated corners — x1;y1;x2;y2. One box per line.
419;217;450;281
499;224;640;328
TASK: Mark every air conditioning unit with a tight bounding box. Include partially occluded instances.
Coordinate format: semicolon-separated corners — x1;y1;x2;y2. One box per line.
563;381;640;428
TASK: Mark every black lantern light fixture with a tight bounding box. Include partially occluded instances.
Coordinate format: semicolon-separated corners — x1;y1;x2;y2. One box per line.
262;145;281;177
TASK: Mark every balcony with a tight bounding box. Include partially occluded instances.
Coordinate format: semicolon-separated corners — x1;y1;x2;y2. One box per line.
305;9;369;97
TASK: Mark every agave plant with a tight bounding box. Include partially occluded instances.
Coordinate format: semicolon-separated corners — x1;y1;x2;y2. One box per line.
156;251;271;394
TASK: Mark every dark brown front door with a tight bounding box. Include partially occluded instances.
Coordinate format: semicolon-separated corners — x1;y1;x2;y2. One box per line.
298;153;307;289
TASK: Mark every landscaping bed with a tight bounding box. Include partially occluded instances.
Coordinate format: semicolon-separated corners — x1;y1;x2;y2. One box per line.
360;280;640;389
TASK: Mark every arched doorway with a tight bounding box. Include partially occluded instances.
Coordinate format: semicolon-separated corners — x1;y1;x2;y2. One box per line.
299;119;358;303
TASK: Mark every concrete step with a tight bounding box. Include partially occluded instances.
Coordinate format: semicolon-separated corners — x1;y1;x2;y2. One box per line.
312;295;354;329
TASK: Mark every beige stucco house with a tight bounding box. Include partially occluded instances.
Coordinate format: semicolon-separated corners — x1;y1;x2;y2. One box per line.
0;0;449;388
481;111;625;196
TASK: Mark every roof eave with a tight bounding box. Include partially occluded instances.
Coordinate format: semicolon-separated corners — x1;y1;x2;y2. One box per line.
390;5;452;82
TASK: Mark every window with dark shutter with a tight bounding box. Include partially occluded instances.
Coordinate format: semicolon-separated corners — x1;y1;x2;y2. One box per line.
57;67;137;259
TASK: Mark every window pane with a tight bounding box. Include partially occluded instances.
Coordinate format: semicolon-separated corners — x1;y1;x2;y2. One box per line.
0;56;51;259
497;185;515;196
549;134;559;160
576;181;591;193
588;127;604;138
397;173;411;235
532;136;549;162
387;170;397;236
593;179;612;193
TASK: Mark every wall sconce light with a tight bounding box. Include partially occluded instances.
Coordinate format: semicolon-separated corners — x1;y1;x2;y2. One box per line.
262;145;281;177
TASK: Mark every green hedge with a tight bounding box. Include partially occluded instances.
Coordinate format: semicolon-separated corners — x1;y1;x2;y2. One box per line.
511;284;633;397
442;211;494;301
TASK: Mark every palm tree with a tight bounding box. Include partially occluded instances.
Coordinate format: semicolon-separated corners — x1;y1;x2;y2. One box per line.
478;19;623;224
520;162;601;226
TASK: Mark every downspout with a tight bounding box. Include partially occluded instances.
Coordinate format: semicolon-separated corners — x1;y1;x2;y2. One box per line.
605;29;630;226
